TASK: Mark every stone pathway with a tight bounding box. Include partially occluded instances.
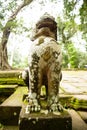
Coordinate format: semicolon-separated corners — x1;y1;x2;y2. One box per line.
60;70;87;94
60;70;87;130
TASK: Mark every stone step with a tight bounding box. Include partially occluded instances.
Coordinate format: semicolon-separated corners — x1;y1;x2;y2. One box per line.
0;70;22;78
0;85;18;95
0;70;25;85
68;109;87;130
0;78;25;86
0;87;27;125
1;110;87;130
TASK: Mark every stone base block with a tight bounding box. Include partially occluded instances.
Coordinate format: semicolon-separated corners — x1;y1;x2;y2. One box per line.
19;106;72;130
0;106;21;125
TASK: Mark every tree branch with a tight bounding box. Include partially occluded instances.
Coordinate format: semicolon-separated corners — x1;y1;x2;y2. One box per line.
9;0;33;20
2;0;33;47
0;0;33;69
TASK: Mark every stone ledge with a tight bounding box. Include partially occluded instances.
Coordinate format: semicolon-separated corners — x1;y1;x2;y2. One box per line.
68;109;87;130
19;106;72;130
78;111;87;123
0;87;27;125
0;106;21;125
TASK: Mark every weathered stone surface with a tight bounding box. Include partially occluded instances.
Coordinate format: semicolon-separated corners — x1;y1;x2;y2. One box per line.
68;109;87;130
0;70;25;85
31;13;57;41
78;111;87;123
19;106;72;130
0;78;25;86
0;70;21;78
0;106;21;125
2;125;19;130
60;82;87;94
0;87;27;125
0;85;18;104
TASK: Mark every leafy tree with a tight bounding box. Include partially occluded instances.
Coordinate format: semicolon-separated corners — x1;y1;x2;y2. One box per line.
77;50;87;68
0;0;33;70
79;0;87;51
57;15;78;68
57;0;87;68
67;43;79;68
62;51;68;68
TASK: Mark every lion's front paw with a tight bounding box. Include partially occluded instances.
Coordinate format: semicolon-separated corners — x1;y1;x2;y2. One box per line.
49;103;63;112
25;97;41;113
25;104;41;114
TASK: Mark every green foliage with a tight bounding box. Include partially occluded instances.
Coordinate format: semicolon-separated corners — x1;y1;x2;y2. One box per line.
63;0;77;17
0;0;22;32
62;51;69;68
57;16;78;44
79;0;87;42
57;0;87;68
67;43;79;68
9;47;28;68
62;43;87;68
57;11;79;68
0;0;32;34
63;0;87;43
12;57;28;68
62;43;79;68
77;51;87;68
80;0;87;24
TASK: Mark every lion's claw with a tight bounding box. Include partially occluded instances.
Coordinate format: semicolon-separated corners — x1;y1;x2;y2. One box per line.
25;104;41;113
25;95;41;113
50;103;63;112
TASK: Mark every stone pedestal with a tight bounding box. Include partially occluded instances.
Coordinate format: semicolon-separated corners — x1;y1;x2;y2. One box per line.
19;106;72;130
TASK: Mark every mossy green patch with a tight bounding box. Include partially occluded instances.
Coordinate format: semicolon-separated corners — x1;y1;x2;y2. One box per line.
59;96;72;109
71;96;87;110
0;78;25;86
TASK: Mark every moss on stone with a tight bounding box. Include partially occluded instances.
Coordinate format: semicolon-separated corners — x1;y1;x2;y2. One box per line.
71;96;87;110
0;70;26;86
59;95;72;109
0;78;25;86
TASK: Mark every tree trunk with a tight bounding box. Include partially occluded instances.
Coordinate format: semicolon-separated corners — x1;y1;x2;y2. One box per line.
0;44;11;70
0;0;33;70
0;20;12;70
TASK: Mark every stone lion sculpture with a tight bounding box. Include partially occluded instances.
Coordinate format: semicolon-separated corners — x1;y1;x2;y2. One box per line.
22;14;62;113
